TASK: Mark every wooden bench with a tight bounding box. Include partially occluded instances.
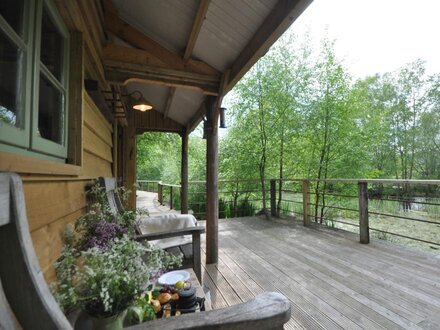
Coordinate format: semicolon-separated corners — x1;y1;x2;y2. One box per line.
98;177;204;282
0;172;291;330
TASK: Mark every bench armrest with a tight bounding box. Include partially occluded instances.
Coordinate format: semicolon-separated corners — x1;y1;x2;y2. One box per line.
134;226;205;241
126;292;291;330
135;226;205;282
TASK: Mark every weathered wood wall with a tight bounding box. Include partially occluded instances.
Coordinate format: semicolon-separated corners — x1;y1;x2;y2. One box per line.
23;93;113;283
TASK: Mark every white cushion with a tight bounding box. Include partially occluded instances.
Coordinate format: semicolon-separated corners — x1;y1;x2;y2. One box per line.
137;213;197;249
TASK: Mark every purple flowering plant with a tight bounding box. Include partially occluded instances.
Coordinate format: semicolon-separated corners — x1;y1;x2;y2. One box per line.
85;220;128;250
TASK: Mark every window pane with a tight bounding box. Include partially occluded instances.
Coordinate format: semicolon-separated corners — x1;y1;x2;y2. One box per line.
38;74;64;144
0;31;24;128
0;0;24;36
40;5;64;81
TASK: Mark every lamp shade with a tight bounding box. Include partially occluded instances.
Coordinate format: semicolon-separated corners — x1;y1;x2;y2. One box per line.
132;95;153;111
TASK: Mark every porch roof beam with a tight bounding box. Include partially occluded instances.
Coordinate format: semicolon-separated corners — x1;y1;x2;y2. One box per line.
225;0;312;93
104;60;220;95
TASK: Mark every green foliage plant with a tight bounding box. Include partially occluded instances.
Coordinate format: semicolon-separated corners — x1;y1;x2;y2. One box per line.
51;182;182;318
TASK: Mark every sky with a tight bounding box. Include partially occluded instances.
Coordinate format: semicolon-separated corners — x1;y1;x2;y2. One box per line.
290;0;440;79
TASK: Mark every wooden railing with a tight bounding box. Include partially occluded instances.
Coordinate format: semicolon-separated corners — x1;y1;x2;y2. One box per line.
137;178;440;252
137;180;181;210
137;180;160;193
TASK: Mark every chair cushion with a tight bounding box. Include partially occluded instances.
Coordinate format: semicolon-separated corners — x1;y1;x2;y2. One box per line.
137;214;197;249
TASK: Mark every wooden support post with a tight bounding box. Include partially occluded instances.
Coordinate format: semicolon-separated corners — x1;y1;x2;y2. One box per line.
158;183;163;205
170;186;174;209
124;107;137;209
206;96;218;264
270;179;276;217
181;130;189;214
67;32;84;166
358;182;369;244
302;180;310;226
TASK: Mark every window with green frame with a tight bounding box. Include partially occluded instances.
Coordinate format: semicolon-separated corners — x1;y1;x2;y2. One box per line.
0;0;69;162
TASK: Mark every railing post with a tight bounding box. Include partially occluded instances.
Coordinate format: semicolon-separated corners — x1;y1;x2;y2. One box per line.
270;179;277;217
302;180;310;226
358;181;369;244
158;183;163;205
170;186;174;209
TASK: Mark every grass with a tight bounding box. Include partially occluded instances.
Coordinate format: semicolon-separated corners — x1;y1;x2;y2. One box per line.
148;183;440;255
277;192;440;254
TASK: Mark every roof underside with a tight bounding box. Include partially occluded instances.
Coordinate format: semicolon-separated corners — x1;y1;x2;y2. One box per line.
106;0;312;131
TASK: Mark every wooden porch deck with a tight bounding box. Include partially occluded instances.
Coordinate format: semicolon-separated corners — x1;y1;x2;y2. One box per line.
136;192;440;329
201;217;440;330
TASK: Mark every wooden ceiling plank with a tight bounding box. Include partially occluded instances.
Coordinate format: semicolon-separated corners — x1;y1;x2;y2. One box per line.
183;0;211;61
225;0;313;93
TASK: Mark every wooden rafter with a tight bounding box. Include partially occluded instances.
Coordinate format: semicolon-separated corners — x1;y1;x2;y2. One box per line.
103;11;219;75
225;0;312;93
163;87;176;119
165;0;210;122
183;0;210;61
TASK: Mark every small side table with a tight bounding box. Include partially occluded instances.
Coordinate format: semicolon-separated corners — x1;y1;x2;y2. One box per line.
185;268;211;311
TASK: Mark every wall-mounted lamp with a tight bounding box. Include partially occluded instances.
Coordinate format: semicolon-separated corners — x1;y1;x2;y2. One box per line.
126;90;153;112
219;107;227;128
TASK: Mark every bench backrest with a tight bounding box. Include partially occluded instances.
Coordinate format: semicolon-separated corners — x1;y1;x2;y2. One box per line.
0;172;72;330
98;177;124;215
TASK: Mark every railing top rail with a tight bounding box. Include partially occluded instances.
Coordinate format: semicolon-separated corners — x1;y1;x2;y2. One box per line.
139;178;440;185
158;181;181;188
303;178;440;185
197;179;440;185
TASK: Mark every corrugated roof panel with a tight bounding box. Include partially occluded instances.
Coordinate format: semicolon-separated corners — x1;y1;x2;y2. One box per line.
112;0;198;53
192;0;278;70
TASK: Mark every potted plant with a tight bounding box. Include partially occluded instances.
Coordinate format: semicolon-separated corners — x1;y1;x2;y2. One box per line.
51;183;181;329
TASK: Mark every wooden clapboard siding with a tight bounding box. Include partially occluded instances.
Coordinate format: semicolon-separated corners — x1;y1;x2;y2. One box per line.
31;209;85;283
18;92;115;282
25;181;88;232
83;125;113;162
84;93;113;146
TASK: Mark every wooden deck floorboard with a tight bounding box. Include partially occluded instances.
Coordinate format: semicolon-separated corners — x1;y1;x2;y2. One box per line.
199;216;440;330
135;194;440;329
